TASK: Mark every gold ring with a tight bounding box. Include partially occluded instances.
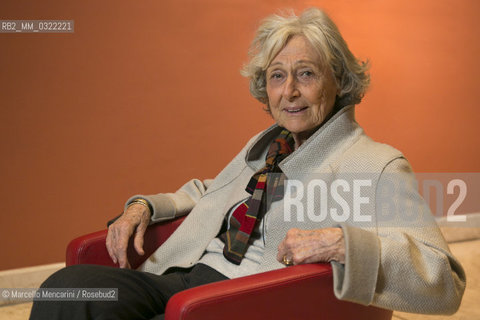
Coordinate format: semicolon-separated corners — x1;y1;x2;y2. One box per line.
283;255;293;266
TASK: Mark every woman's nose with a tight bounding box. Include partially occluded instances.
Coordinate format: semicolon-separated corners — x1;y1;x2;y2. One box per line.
282;74;300;100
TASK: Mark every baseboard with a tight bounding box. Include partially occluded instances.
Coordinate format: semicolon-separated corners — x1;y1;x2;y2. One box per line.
0;262;65;306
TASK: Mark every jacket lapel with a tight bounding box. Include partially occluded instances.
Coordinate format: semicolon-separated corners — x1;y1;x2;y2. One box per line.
245;106;363;180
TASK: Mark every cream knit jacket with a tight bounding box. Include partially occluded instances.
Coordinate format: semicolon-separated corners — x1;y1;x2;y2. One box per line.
128;105;466;314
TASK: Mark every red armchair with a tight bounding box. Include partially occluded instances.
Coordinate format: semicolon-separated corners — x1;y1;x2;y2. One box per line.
66;217;393;320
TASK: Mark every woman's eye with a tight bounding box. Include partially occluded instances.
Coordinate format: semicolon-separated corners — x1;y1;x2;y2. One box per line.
270;73;283;80
299;70;314;77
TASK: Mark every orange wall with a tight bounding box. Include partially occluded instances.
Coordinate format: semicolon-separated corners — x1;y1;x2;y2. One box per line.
1;0;479;270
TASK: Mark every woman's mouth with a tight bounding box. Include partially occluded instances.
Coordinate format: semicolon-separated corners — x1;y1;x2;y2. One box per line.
284;106;308;114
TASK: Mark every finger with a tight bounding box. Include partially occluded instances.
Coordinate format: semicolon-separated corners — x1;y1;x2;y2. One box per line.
133;224;146;256
276;251;283;262
122;260;132;269
113;228;131;268
116;247;130;268
277;240;288;262
302;255;322;264
105;231;117;264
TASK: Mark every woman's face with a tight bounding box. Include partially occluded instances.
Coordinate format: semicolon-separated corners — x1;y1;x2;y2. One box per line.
266;35;338;146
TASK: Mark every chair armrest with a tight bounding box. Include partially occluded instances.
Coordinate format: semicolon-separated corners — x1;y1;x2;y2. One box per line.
165;263;392;320
66;216;186;269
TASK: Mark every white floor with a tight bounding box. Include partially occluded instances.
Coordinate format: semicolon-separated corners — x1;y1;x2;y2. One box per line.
0;302;32;320
0;262;64;320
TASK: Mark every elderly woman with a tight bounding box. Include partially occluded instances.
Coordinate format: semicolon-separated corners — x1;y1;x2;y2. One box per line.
30;7;465;320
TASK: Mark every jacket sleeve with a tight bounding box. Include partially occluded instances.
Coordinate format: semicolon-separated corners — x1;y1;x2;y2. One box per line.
125;178;213;223
331;158;466;314
122;129;269;224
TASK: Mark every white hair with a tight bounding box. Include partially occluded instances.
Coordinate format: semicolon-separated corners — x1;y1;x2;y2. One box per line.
241;7;370;109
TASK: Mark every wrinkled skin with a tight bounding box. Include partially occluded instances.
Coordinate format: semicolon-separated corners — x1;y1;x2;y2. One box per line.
106;204;150;268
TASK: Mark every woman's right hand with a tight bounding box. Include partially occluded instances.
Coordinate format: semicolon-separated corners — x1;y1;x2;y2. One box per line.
106;204;151;268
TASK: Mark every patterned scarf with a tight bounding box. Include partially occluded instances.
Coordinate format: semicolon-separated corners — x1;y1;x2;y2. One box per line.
221;129;294;265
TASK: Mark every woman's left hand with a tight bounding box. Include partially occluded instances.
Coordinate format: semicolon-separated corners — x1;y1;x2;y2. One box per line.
277;228;346;265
